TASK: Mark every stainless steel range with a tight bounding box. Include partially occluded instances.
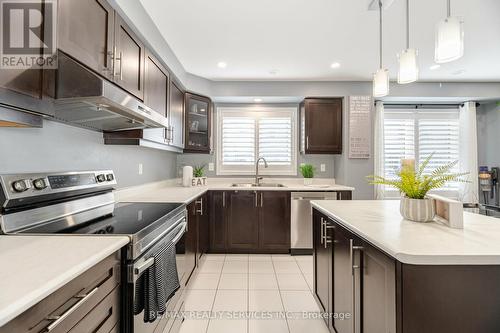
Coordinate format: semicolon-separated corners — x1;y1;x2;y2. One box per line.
0;170;187;333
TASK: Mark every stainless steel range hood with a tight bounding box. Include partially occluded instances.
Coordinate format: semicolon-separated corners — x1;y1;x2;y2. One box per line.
52;52;168;132
0;105;43;128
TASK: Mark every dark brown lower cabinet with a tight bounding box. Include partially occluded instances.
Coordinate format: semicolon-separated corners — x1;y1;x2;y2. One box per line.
313;208;500;333
209;190;291;253
186;199;198;282
258;191;290;251
312;210;332;327
0;252;121;333
209;191;227;252
227;191;259;251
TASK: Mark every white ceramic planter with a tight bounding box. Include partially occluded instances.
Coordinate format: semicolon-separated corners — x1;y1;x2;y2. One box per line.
303;178;313;185
400;196;436;222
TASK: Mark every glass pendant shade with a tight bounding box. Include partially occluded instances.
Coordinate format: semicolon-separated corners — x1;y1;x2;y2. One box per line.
373;68;389;97
435;16;464;63
398;48;418;84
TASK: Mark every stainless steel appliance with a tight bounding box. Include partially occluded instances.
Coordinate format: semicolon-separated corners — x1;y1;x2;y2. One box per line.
291;192;337;255
50;51;169;131
479;166;500;209
0;170;187;333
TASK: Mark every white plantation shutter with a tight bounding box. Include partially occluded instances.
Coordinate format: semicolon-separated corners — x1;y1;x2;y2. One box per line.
259;117;293;165
221;116;255;165
217;107;297;175
383;108;460;197
383;116;415;179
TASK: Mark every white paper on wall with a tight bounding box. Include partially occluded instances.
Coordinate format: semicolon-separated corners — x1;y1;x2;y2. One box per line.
348;96;372;159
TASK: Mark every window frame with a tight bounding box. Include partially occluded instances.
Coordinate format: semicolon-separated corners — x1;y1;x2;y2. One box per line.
383;108;461;199
216;106;298;176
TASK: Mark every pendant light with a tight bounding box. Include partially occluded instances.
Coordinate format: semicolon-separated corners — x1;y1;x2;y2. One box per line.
435;0;464;63
373;0;389;97
397;0;418;84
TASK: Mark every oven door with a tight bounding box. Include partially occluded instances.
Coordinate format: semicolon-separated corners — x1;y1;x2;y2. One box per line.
126;219;187;333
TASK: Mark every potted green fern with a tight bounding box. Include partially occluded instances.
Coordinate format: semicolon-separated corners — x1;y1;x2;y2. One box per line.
300;164;315;185
367;154;469;222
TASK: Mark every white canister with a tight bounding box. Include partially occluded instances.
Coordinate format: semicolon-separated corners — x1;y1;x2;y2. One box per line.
182;166;193;187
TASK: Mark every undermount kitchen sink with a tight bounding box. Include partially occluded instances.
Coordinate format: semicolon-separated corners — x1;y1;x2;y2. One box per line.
231;183;286;188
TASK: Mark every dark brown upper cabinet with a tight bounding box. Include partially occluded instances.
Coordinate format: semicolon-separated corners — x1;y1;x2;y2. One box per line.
144;50;168;117
113;15;145;100
258;191;290;251
0;0;53;116
184;92;212;153
58;0;115;81
300;97;343;154
169;80;185;149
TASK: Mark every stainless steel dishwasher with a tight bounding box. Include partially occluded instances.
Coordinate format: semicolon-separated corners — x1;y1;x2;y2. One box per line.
291;192;337;255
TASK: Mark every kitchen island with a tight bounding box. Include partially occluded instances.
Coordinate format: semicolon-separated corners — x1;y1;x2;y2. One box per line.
311;200;500;333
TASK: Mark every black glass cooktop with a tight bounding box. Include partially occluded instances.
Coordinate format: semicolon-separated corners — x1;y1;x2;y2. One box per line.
20;202;184;235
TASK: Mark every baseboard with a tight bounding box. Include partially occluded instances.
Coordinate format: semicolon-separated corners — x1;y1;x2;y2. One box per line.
290;248;313;255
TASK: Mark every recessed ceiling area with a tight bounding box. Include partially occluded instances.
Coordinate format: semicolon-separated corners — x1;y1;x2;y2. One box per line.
139;0;500;82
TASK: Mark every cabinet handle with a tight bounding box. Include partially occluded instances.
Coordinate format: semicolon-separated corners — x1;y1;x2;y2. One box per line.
306;136;309;150
350;239;364;333
114;49;123;80
323;224;334;249
254;191;258;207
196;198;203;215
222;192;226;207
170;126;174;142
43;287;99;332
320;217;324;245
260;193;263;207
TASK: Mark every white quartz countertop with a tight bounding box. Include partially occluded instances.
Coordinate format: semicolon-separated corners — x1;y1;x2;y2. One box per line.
0;235;129;327
311;200;500;265
116;178;354;204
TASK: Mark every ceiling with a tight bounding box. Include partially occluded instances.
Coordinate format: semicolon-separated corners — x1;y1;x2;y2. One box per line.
139;0;500;82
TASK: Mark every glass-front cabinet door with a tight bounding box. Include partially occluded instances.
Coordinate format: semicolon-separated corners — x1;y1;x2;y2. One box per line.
184;92;211;153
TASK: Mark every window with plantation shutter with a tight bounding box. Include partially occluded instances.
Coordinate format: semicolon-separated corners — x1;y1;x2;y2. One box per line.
217;107;297;175
383;108;460;197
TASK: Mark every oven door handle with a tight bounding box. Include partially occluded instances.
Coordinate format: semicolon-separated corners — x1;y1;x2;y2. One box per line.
134;257;155;279
131;221;186;283
172;221;187;244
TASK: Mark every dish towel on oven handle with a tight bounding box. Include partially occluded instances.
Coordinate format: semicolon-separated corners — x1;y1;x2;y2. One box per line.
134;239;180;323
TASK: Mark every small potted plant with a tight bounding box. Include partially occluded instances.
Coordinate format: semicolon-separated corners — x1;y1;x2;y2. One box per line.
192;165;207;186
299;164;315;186
367;153;469;222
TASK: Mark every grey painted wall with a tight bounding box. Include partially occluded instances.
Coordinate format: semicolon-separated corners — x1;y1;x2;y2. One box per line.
0;119;177;188
477;102;500;168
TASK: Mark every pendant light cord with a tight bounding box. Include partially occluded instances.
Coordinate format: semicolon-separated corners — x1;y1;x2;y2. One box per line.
406;0;410;49
379;0;383;68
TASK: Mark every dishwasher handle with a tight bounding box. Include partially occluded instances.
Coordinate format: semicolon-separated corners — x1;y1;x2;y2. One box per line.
292;196;336;201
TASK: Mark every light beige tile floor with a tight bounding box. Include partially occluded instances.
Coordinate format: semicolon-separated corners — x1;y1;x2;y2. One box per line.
178;254;328;333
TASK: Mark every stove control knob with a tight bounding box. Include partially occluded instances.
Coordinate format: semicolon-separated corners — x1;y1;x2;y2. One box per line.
96;174;106;183
106;174;114;182
33;178;47;190
12;180;29;192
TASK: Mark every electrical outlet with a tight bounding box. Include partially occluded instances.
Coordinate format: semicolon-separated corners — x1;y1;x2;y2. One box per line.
320;164;326;172
208;163;214;171
138;163;143;175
